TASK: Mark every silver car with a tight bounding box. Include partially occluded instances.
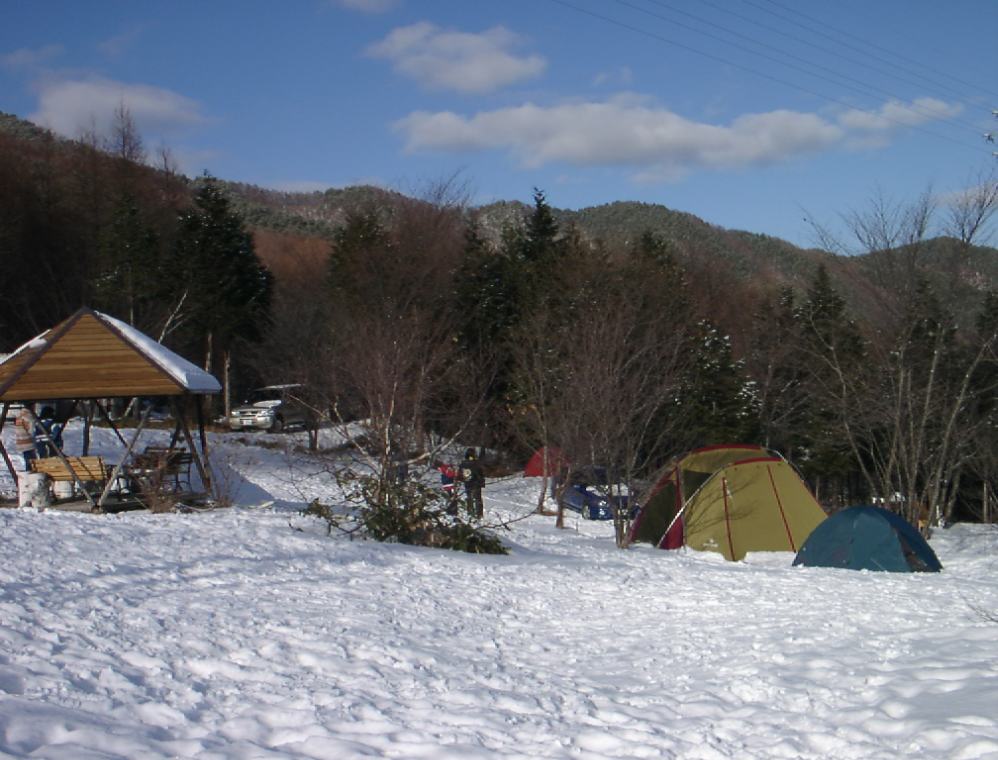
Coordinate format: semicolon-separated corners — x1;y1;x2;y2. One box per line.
228;385;309;433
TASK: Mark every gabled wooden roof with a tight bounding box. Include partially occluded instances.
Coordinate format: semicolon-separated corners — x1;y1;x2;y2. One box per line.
0;308;221;401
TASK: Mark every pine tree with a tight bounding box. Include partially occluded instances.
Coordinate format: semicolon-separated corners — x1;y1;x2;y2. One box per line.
676;319;758;445
795;265;865;493
91;194;161;328
327;210;391;306
749;286;808;456
519;188;561;265
454;220;519;353
172;175;272;372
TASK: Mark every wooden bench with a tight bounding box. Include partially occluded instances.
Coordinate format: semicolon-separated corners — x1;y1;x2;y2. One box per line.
31;456;110;499
131;447;193;493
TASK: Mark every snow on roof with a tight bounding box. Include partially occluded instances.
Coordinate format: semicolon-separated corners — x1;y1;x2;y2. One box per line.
97;311;221;393
0;329;52;365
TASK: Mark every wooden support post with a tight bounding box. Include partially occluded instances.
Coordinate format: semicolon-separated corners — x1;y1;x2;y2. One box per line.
94;401;131;449
169;413;182;450
0;402;18;486
175;398;211;496
196;400;211;492
83;401;94;456
96;405;152;511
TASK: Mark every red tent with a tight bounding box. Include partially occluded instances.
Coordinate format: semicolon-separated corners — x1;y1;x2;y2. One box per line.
524;446;567;477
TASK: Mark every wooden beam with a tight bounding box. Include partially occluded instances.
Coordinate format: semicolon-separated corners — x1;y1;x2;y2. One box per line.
95;401;131;449
176;398;212;496
96;405;152;511
82;401;94;456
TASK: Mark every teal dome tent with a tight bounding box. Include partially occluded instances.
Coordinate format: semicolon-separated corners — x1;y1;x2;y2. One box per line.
793;505;942;573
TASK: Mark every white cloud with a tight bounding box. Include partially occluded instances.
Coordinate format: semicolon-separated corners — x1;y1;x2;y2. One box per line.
367;22;545;94
395;96;843;178
837;97;962;131
394;96;963;180
98;26;146;58
1;44;63;70
593;66;633;88
30;76;206;139
332;0;398;12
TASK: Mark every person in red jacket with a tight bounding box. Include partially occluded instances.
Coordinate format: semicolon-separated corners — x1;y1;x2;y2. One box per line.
434;459;460;515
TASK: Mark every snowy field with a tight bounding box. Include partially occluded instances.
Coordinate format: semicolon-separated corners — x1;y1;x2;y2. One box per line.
2;423;998;759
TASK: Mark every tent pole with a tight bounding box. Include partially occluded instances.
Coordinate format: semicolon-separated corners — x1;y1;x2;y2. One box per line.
661;501;688;547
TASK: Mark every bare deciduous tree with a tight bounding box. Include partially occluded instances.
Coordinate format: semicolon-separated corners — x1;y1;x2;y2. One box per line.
802;289;998;534
943;170;998;265
510;248;693;545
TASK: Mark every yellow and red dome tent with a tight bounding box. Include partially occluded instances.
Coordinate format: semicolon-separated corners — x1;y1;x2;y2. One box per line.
628;445;826;561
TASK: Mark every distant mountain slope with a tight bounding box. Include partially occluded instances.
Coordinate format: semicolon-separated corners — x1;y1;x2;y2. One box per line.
2;109;994;314
223;182;998;316
0;111;53;142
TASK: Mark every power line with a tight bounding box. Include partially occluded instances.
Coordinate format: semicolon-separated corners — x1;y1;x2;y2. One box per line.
546;0;989;155
746;0;998;102
626;0;985;135
690;0;986;109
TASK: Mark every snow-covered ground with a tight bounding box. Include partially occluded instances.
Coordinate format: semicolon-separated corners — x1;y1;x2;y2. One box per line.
2;422;998;759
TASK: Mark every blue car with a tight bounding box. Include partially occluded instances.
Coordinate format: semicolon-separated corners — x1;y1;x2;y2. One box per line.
560;483;620;520
558;467;631;520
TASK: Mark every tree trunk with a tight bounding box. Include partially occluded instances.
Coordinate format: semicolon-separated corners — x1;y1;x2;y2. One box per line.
223;349;232;418
204;331;213;373
536;474;549;513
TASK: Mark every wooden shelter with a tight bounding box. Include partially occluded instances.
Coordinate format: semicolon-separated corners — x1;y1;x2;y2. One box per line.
0;308;221;511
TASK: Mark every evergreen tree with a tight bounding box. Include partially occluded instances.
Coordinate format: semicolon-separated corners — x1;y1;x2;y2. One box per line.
454;220;519;353
633;229;677;266
976;290;998;337
903;277;958;371
676;319;758;445
748;286;808;456
519;188;561;265
91;194;161;328
327;210;391;305
455;190;567;354
795;265;865;495
172;175;273;370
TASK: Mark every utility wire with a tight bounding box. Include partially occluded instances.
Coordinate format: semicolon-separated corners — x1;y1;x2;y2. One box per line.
691;0;987;109
747;0;998;102
546;0;989;155
628;0;984;135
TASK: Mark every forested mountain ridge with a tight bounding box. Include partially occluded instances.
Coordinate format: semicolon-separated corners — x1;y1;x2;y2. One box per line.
227;181;998;320
3;108;994;313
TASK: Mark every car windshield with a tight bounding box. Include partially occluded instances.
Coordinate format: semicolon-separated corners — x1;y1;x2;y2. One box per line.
247;389;283;404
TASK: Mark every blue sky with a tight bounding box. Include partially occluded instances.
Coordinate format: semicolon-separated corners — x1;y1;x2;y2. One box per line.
2;0;996;247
